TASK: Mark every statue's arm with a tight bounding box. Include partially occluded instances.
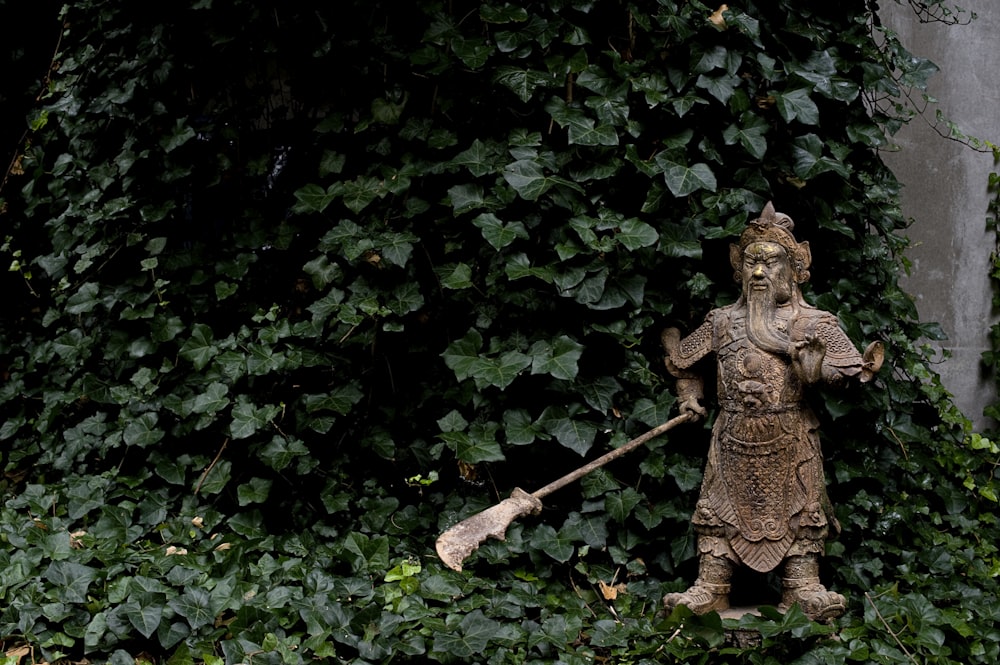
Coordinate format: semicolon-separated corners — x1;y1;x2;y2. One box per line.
813;316;880;384
661;316;713;420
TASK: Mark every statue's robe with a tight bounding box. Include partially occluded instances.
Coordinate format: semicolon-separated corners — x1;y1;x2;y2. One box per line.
668;302;864;573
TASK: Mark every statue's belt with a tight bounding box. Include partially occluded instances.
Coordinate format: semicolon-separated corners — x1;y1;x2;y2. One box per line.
719;400;802;414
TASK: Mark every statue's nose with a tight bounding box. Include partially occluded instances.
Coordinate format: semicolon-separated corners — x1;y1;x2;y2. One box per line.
752;264;765;278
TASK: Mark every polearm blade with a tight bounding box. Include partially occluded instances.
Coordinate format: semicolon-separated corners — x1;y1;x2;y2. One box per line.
434;413;692;572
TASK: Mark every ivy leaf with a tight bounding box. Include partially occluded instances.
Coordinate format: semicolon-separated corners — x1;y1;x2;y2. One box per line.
230;399;280;439
472;213;529;250
722;117;768;160
502;159;552;201
126;601;164;639
432;610;501;658
616;218;659;250
540;410;597;456
566;115;619;146
657;157;718;197
237;477;273;505
442;330;483;381
123;412;165;447
529;524;574;562
451;37;494;69
792;133;850;179
773;88;820;125
439;263;474;290
696;72;741;104
44;561;98;603
530;336;584;380
631;395;677;428
448;183;485;212
606;487;643;522
471;351;531;390
451;139;501;177
292;184;338;213
179;324;218;371
494;67;556;102
168;588;216;630
191;382;230;415
161;119;196;152
440;430;505;463
503;409;538;445
341;176;382;213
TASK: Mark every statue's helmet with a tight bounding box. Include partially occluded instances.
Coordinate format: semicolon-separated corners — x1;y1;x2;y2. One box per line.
730;201;812;284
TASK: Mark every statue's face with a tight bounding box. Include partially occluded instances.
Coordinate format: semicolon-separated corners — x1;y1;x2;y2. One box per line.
742;242;793;303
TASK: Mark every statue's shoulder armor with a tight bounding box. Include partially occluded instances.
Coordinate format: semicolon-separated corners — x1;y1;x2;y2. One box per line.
671;305;740;369
793;307;861;365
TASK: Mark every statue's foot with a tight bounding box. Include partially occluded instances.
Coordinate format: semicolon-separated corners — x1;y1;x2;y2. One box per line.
663;583;730;615
780;583;845;622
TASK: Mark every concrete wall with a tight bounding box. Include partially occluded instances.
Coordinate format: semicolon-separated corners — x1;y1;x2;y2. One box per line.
879;1;999;429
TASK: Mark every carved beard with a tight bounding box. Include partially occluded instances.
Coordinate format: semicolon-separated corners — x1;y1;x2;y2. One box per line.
745;283;792;355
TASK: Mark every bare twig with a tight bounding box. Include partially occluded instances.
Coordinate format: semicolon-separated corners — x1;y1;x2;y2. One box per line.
864;592;920;665
195;438;229;495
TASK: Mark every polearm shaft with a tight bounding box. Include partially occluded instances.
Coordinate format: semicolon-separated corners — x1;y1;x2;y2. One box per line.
434;412;693;571
529;412;693;500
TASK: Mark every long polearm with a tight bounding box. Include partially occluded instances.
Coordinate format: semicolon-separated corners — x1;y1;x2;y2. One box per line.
434;412;693;572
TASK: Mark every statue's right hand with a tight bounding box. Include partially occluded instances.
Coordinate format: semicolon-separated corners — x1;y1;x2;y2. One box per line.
678;397;707;422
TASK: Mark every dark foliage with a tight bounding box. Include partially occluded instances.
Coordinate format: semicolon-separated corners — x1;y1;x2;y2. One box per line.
1;0;998;663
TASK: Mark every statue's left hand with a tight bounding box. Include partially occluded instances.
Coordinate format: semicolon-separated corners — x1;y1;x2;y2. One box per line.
792;335;826;384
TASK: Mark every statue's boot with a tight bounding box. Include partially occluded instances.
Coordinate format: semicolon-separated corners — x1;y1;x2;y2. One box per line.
779;554;845;622
662;554;732;614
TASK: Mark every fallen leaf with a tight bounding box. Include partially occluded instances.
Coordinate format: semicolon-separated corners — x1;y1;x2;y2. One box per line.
709;4;729;30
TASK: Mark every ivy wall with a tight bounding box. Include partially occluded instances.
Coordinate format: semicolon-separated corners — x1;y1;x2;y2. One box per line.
1;1;998;663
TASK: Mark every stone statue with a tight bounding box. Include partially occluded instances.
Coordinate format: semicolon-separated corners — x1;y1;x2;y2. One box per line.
660;202;882;622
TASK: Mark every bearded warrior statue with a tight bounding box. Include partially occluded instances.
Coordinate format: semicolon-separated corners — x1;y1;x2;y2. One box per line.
661;202;882;622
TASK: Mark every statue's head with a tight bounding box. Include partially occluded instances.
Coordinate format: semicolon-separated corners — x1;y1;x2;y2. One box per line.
730;202;812;297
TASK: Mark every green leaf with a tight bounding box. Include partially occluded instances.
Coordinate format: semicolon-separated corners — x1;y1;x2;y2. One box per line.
168;588;216;630
442;330;483;381
606;487;643;522
451;139;501;177
530;335;584;380
191;382;230;415
503;409;538;445
439;263;474;290
502;159;552;201
657;158;718;197
448;183;485;212
66;282;100;315
237;477;272;506
341;176;382;213
451;37;494;69
773;88;820;125
161;119;196;152
44;561;98;603
494;67;556;102
616;218;659;250
179;324;218;371
529;524;574;562
197;459;232;495
471;351;531;390
696;72;741;104
472;213;529;250
722;117;768;160
230;399;280;439
123;412;165;447
127;601;164;639
292;184;338;213
541;411;597;456
631;394;676;428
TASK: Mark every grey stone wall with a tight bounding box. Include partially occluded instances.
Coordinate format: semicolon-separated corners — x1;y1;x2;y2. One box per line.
879;1;999;429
